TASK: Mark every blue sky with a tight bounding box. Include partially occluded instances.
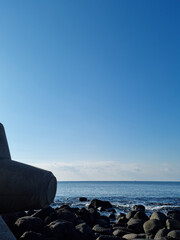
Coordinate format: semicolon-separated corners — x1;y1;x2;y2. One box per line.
0;0;180;180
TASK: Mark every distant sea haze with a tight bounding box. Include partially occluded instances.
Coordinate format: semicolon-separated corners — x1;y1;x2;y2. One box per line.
54;181;180;215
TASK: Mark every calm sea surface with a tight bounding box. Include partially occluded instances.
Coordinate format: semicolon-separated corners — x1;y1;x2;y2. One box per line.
54;181;180;215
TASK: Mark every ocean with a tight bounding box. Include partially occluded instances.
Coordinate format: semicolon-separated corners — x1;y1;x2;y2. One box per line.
54;181;180;215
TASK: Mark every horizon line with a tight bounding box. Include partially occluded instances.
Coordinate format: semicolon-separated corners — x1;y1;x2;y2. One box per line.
57;180;180;182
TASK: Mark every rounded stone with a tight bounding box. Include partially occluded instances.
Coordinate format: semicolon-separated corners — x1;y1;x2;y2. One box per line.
143;219;162;235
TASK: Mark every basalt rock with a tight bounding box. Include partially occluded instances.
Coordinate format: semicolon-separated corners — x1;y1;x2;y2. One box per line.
126;211;138;220
166;219;180;230
132;205;145;212
32;207;55;222
55;208;77;225
2;211;26;229
127;218;145;233
45;209;77;226
98;207;106;212
14;216;43;238
143;219;162;235
89;208;101;219
108;213;116;220
167;210;180;221
123;233;147;239
79;197;88;202
122;233;138;239
96;218;111;228
89;199;112;209
116;213;127;226
133;211;149;221
76;223;94;240
150;212;167;226
113;228;131;237
167;230;180;239
43;219;79;240
92;224;112;235
19;231;49;240
6;198;180;240
76;207;94;226
117;213;126;220
99;216;110;225
154;229;169;240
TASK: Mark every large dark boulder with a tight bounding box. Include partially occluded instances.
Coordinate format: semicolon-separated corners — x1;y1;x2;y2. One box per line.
132;205;145;212
143;219;162;235
32;207;55;221
126;211;138;220
75;218;85;225
14;216;43;238
76;207;94;226
92;224;112;235
150;212;167;226
167;230;180;239
127;218;145;233
43;219;79;240
89;199;112;209
79;197;88;202
133;211;149;221
113;228;131;237
166;219;180;230
116;213;127;226
45;208;77;225
19;231;48;240
76;223;94;240
154;229;169;240
96;217;111;228
88;207;100;219
56;208;77;225
167;210;180;221
100;215;111;225
2;211;26;229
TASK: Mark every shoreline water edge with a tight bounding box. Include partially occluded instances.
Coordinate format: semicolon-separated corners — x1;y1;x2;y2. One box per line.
2;197;180;240
55;181;180;215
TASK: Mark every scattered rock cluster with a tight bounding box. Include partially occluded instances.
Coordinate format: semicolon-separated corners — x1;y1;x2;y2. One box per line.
2;199;180;240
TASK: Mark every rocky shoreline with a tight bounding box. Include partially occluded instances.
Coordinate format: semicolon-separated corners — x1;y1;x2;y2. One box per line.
2;198;180;240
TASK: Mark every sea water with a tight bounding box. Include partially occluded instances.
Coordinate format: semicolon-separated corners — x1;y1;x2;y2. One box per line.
54;181;180;215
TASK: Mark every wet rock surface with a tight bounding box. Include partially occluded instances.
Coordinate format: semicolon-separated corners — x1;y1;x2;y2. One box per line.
79;197;88;202
3;200;180;240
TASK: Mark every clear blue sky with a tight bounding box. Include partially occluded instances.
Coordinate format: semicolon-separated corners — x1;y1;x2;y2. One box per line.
0;0;180;180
